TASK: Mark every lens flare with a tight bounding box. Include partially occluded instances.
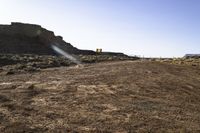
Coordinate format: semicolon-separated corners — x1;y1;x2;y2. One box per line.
51;44;81;64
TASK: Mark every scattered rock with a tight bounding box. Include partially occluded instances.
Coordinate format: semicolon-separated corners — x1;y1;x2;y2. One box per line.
6;70;15;75
0;54;139;74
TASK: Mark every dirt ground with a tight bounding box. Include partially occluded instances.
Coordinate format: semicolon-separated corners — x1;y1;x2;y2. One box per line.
0;61;200;132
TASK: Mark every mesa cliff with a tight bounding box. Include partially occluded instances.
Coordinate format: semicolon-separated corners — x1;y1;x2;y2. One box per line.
0;22;95;55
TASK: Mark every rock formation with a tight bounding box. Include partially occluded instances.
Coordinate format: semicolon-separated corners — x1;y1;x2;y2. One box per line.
0;22;95;55
184;54;200;59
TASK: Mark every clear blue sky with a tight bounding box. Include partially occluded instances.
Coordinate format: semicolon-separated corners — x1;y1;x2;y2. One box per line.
0;0;200;57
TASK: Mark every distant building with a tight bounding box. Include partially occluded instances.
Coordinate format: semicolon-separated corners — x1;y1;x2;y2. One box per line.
184;54;200;59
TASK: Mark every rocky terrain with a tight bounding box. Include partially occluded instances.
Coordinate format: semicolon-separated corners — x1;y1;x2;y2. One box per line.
151;57;200;67
0;54;138;75
0;22;128;56
1;22;200;132
0;61;200;132
0;22;138;74
0;22;97;55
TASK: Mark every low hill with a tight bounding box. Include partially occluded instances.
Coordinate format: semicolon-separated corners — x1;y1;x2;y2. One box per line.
0;22;95;55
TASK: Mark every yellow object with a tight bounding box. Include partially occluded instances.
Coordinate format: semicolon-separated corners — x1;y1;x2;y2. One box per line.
96;48;102;53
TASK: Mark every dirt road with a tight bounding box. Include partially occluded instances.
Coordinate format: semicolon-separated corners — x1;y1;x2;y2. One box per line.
0;61;200;132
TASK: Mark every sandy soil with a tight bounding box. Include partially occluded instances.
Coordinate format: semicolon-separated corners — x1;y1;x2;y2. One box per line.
0;61;200;132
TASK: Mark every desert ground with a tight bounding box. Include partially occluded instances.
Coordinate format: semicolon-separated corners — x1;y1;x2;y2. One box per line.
0;60;200;132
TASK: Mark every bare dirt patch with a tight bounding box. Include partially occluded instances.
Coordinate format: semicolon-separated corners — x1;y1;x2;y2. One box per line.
0;61;200;132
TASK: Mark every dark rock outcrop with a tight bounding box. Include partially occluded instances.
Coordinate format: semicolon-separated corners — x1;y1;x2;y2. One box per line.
0;22;95;55
184;54;200;59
